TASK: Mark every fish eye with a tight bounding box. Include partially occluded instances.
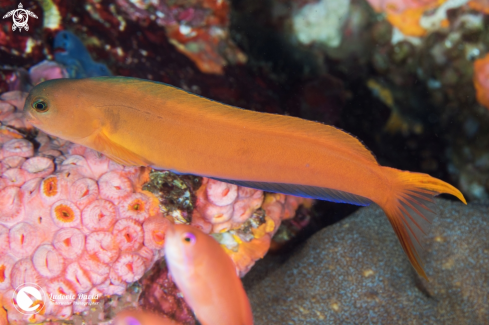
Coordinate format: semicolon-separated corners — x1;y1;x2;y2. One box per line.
182;232;196;244
32;99;49;113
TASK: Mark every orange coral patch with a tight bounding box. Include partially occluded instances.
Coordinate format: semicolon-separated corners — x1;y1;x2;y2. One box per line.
384;0;446;37
227;235;271;273
153;231;165;245
386;8;427;37
43;176;58;197
129;198;145;212
0;264;6;283
468;0;489;14
0;126;23;139
474;54;489;110
54;205;75;223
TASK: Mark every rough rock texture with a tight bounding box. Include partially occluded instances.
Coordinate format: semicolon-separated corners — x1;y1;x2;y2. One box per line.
244;199;489;325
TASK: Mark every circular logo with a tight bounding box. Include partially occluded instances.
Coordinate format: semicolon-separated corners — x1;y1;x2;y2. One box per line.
12;283;47;315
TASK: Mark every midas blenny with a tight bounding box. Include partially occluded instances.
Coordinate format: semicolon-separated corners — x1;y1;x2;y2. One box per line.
24;76;466;279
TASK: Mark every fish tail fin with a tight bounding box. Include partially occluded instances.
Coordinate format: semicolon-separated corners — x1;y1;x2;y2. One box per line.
379;167;466;280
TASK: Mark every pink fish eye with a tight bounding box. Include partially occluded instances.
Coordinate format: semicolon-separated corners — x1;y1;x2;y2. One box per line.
182;232;196;244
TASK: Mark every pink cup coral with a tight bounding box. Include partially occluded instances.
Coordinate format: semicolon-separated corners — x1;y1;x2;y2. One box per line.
28;60;69;86
193;178;312;276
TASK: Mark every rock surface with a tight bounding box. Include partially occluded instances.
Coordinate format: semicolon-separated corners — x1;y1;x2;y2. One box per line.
244;199;489;325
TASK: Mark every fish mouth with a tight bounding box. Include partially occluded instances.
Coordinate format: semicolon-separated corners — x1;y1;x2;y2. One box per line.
23;111;39;125
166;223;176;237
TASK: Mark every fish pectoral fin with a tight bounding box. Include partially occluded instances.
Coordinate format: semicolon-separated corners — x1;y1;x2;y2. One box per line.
91;131;150;167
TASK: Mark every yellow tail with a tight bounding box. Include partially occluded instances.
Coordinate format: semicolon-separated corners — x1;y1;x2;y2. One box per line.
379;167;466;280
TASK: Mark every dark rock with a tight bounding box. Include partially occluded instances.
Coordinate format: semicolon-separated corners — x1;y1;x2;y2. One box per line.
244;199;489;325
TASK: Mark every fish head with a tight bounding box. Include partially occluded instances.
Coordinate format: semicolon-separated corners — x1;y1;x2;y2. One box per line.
23;78;99;141
164;224;207;273
53;31;80;55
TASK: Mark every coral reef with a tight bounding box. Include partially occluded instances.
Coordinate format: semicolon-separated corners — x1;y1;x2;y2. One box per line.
0;99;164;324
1;0;488;324
115;0;247;74
245;199;489;324
292;0;351;48
365;0;468;37
28;60;68;86
7;59;68;93
138;261;195;325
144;173;313;277
474;53;489;109
332;0;489;200
468;0;489;13
0;78;312;323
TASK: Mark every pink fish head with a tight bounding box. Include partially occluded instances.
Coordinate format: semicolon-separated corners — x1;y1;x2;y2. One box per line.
164;224;201;273
164;224;254;325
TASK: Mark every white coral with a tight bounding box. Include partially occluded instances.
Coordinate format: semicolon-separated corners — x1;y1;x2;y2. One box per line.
292;0;351;48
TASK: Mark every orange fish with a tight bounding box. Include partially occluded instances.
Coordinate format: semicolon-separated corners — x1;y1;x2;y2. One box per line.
164;224;253;325
23;77;466;278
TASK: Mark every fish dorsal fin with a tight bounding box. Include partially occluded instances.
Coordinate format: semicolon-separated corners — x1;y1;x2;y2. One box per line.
90;130;150;167
223;112;379;165
90;77;377;164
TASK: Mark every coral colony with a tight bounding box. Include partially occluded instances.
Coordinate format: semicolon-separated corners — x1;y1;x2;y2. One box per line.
0;62;311;324
0;0;489;324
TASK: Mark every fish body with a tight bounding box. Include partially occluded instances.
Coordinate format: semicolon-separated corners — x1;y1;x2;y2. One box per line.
164;224;253;325
24;76;466;278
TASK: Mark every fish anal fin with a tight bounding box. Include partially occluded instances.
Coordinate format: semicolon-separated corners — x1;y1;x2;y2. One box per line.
91;130;150;167
383;199;432;280
210;178;372;206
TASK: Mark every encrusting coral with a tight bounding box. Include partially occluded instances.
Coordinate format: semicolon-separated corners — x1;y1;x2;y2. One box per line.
365;0;480;38
0;61;312;324
115;0;247;74
474;53;489;110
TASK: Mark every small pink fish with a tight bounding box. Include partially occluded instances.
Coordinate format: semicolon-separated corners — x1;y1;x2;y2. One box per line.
164;224;253;325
